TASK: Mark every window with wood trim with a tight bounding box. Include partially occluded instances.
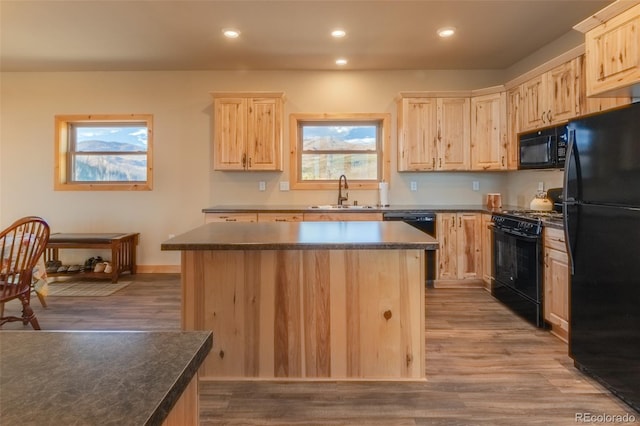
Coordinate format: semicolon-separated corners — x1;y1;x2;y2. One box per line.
289;113;390;190
55;114;153;191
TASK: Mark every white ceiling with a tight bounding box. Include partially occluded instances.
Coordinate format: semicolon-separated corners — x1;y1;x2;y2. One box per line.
0;0;614;72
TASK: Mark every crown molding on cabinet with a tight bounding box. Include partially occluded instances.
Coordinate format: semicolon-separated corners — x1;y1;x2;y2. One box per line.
573;0;640;33
504;45;585;90
211;91;286;102
470;85;506;97
396;91;473;100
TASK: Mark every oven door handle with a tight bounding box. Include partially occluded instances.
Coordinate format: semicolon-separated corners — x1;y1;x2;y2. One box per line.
493;227;540;241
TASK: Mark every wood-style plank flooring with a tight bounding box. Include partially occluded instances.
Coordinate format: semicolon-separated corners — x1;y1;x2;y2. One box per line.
2;274;635;424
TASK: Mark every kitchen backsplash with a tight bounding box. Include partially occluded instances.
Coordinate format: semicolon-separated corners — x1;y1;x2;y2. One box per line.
209;169;563;208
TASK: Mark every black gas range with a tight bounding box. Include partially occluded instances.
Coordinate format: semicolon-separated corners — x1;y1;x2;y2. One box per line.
490;210;557;328
498;209;563;225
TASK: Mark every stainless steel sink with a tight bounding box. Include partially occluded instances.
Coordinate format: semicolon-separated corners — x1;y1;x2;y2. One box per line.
308;204;376;210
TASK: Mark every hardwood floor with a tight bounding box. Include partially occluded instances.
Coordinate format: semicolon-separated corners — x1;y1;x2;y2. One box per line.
3;274;635;424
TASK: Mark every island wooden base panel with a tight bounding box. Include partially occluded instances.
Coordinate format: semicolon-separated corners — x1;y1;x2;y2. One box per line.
162;373;199;426
181;249;425;380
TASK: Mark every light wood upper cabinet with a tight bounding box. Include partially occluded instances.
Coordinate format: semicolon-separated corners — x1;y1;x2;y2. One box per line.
521;75;547;131
437;213;481;281
397;95;470;171
577;55;632;115
521;59;580;132
547;59;580;124
506;86;521;170
471;92;507;171
212;92;284;171
544;227;570;343
438;98;471;170
398;97;438;171
583;3;640;98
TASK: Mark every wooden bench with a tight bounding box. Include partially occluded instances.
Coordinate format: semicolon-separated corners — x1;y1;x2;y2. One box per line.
45;233;139;283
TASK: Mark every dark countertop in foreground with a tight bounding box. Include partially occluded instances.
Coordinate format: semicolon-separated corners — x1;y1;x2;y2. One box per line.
0;331;213;426
162;221;439;251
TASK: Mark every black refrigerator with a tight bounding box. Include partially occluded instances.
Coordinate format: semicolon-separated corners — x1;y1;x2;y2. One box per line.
564;101;640;413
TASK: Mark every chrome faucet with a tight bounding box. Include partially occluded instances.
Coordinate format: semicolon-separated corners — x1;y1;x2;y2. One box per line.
337;174;349;205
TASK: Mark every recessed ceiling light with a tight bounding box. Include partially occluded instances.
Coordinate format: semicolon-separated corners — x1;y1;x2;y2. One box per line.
335;58;348;66
222;29;241;39
331;29;346;38
437;27;456;38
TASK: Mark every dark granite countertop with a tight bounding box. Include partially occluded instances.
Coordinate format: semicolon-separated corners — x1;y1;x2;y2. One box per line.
161;221;439;251
202;204;517;214
0;331;213;426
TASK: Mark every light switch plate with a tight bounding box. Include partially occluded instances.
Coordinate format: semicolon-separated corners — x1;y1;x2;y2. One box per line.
279;181;290;191
538;181;544;191
472;181;479;191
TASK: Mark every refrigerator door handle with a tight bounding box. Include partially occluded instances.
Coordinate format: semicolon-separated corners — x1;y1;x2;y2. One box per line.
563;128;579;203
563;203;577;275
563;127;580;275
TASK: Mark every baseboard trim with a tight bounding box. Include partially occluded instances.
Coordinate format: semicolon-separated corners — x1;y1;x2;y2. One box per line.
434;279;485;289
136;265;180;273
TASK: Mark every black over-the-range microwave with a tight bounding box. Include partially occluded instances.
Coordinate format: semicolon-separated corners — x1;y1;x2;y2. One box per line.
518;124;567;170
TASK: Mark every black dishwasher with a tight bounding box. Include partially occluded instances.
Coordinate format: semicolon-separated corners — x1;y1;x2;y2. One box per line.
382;212;436;286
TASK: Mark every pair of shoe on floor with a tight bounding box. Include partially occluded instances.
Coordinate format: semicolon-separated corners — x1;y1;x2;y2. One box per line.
93;261;113;274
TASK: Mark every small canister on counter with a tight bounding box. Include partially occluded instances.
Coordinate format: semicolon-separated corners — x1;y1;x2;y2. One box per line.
486;193;502;209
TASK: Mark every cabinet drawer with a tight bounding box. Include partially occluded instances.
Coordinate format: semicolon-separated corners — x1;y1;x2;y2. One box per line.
303;212;383;221
258;213;303;222
544;227;567;252
204;213;258;223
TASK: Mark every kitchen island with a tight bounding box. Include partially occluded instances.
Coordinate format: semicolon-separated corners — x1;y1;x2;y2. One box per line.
162;221;438;381
0;330;212;426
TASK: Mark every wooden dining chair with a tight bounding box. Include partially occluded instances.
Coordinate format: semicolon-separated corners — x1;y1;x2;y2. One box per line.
0;216;50;330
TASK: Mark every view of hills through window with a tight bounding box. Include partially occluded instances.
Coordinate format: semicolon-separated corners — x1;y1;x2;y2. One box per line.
72;125;148;182
301;124;378;180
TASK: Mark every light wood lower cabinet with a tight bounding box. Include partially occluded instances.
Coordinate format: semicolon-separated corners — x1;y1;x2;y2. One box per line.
481;214;493;289
257;213;303;222
303;212;383;221
436;213;482;284
544;227;570;343
205;213;258;223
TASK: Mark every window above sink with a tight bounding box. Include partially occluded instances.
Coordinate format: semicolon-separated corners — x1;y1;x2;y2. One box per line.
289;113;391;191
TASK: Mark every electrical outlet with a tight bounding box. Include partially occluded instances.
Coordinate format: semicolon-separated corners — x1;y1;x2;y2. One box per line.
410;181;417;192
538;181;544;191
279;181;290;191
168;234;175;239
472;181;479;191
259;181;266;191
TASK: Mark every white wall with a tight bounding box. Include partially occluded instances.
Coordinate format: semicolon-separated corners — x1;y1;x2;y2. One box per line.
1;69;515;267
